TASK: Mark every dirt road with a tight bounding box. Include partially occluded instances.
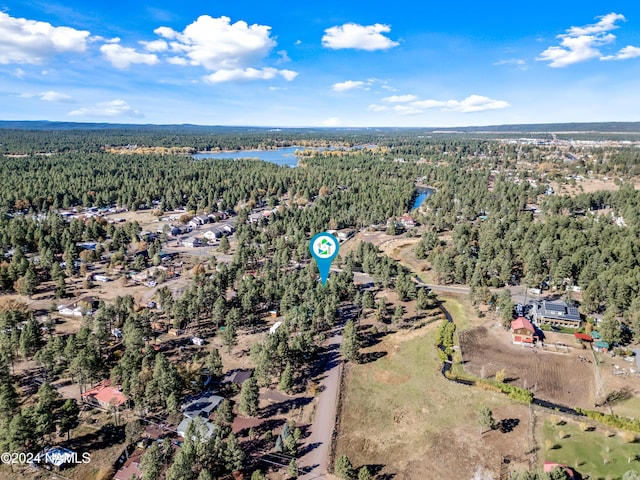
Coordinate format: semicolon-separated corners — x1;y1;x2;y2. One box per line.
298;323;344;479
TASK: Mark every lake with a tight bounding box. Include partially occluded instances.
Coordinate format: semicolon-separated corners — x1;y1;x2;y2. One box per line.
412;187;434;210
193;147;303;167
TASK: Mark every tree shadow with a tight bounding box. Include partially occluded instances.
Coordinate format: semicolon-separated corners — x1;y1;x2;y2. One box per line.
497;418;520;433
298;441;321;456
358;351;387;364
260;396;314;418
606;387;633;405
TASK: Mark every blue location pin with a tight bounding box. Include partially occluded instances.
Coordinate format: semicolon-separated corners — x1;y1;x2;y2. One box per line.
310;232;340;286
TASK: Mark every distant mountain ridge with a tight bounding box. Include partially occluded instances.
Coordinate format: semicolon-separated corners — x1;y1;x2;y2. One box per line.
1;120;640;133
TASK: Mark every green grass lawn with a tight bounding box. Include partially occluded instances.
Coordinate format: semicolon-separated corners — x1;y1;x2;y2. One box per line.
542;420;640;479
442;297;473;331
611;396;640;419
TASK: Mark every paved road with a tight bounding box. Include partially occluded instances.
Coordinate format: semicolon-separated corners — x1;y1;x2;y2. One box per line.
298;323;344;479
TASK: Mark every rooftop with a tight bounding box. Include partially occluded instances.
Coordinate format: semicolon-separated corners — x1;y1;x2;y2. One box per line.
511;316;535;333
536;300;581;322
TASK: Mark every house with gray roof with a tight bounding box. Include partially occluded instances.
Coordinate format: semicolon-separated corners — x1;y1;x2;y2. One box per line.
532;300;581;328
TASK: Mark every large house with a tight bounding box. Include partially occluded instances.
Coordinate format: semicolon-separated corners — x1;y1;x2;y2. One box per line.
176;391;223;439
532;300;581;329
511;317;537;345
57;296;98;317
81;380;127;409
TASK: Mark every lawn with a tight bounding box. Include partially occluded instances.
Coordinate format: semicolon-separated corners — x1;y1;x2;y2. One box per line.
612;397;640;419
335;317;528;479
542;419;640;479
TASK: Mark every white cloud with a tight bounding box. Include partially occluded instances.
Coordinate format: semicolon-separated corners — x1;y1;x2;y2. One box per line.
149;15;298;83
412;95;509;113
276;50;290;63
321;117;342;126
410;99;449;109
40;90;71;102
367;104;388;112
69;99;143;118
439;95;510;112
382;94;418;103
203;67;297;83
369;95;510;114
493;58;528;70
566;12;625;36
393;105;422;115
13;68;25;78
154;15;276;70
322;23;399;51
167;56;188;65
537;12;640;67
100;42;159;69
332;80;365;92
601;45;640;60
21;90;72;102
0;12;90;64
139;39;168;52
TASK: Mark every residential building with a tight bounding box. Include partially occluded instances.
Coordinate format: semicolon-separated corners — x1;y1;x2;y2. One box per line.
182;237;203;248
511;317;537;345
81;380;127;409
57;296;98;317
532;300;581;328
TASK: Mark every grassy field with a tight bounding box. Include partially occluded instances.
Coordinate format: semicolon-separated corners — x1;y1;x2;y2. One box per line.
335;307;530;479
612;397;640;419
542;419;640;479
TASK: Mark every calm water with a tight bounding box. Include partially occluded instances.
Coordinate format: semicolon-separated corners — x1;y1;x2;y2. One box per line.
193;147;303;167
412;187;433;210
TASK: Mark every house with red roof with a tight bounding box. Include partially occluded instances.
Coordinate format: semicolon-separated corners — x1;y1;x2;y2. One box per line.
511;317;537;345
574;332;593;344
81;380;127;409
113;450;143;480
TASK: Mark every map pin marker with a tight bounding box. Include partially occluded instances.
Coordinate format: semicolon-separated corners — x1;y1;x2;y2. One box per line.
310;232;340;286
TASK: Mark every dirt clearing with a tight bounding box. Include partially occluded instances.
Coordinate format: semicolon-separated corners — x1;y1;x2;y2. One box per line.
459;325;596;409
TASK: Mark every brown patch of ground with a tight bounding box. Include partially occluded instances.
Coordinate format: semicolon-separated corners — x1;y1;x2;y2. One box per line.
372;370;410;385
335;322;531;480
459;325;596;409
551;177;640;197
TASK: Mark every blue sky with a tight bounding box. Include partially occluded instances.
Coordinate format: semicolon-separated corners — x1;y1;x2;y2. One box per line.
1;1;640;127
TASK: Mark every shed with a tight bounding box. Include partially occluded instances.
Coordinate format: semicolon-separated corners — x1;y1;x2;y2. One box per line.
223;369;253;386
594;341;610;352
574;332;593;342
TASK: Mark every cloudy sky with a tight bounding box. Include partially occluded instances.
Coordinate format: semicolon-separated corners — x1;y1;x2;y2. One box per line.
1;1;640;127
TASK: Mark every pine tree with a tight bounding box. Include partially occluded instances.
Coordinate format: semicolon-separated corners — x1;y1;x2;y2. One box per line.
392;305;404;324
239;377;259;416
279;362;293;394
416;287;430;312
288;458;298;479
334;455;354;479
219;236;230;254
341;320;359;362
205;348;223;380
358;466;372;480
59;399;80;440
477;406;495;434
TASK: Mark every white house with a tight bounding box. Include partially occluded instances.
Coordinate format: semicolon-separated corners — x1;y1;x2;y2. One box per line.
182;237;202;248
177;416;216;439
191;337;204;346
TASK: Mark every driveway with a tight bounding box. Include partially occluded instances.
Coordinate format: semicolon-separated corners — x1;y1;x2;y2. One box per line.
298;320;345;479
